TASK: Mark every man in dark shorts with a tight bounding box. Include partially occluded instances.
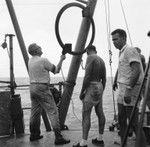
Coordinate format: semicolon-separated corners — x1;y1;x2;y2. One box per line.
73;45;106;147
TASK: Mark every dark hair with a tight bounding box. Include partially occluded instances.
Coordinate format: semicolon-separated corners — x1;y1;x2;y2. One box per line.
86;45;97;53
111;29;127;40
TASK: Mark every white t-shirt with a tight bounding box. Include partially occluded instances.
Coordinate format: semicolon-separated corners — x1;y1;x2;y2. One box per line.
117;44;143;85
28;56;55;84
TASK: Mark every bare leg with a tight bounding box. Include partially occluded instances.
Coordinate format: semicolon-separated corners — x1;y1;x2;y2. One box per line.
82;102;93;140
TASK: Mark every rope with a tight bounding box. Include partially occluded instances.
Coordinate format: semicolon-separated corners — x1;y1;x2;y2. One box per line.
60;67;82;122
80;59;85;70
71;97;82;122
60;68;66;81
103;0;134;121
119;0;133;46
104;0;117;120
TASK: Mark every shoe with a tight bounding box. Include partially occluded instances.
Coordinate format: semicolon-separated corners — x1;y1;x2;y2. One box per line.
128;132;133;137
114;136;127;146
55;137;70;145
118;130;121;136
92;138;104;146
114;136;121;145
60;124;69;130
30;135;43;141
73;142;87;147
128;135;136;141
114;140;121;145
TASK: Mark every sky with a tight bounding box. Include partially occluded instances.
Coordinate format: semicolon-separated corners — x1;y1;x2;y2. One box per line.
0;0;150;78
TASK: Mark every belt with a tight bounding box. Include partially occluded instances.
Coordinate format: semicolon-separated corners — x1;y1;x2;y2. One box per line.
90;81;102;84
30;82;49;85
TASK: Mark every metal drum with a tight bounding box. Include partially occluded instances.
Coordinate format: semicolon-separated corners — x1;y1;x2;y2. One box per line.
0;91;11;137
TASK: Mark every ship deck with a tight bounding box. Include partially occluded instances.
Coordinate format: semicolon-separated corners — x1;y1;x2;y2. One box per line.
1;126;149;147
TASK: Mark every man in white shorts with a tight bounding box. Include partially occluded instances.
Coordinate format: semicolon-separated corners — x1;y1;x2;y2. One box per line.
111;29;144;144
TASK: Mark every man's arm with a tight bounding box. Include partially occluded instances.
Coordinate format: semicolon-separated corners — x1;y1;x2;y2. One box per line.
80;58;93;99
113;70;118;91
141;55;146;71
129;61;141;88
80;63;92;94
53;55;66;74
124;62;141;104
102;63;106;90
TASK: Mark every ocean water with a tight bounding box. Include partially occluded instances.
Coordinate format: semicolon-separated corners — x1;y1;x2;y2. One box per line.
0;77;117;132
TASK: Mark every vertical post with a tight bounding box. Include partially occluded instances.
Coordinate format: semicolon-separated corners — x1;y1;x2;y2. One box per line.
5;0;29;71
135;57;150;147
8;34;15;96
122;56;150;147
7;34;25;135
59;0;97;127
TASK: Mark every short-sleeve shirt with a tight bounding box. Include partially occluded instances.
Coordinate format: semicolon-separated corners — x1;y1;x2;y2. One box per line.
28;56;55;84
117;44;143;85
146;68;150;101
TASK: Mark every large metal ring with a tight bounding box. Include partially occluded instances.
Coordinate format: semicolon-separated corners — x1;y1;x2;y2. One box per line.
55;2;95;55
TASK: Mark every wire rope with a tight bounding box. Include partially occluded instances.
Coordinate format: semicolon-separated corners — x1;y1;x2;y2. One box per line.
104;0;117;121
60;68;66;81
119;0;133;46
80;59;85;70
60;67;82;122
